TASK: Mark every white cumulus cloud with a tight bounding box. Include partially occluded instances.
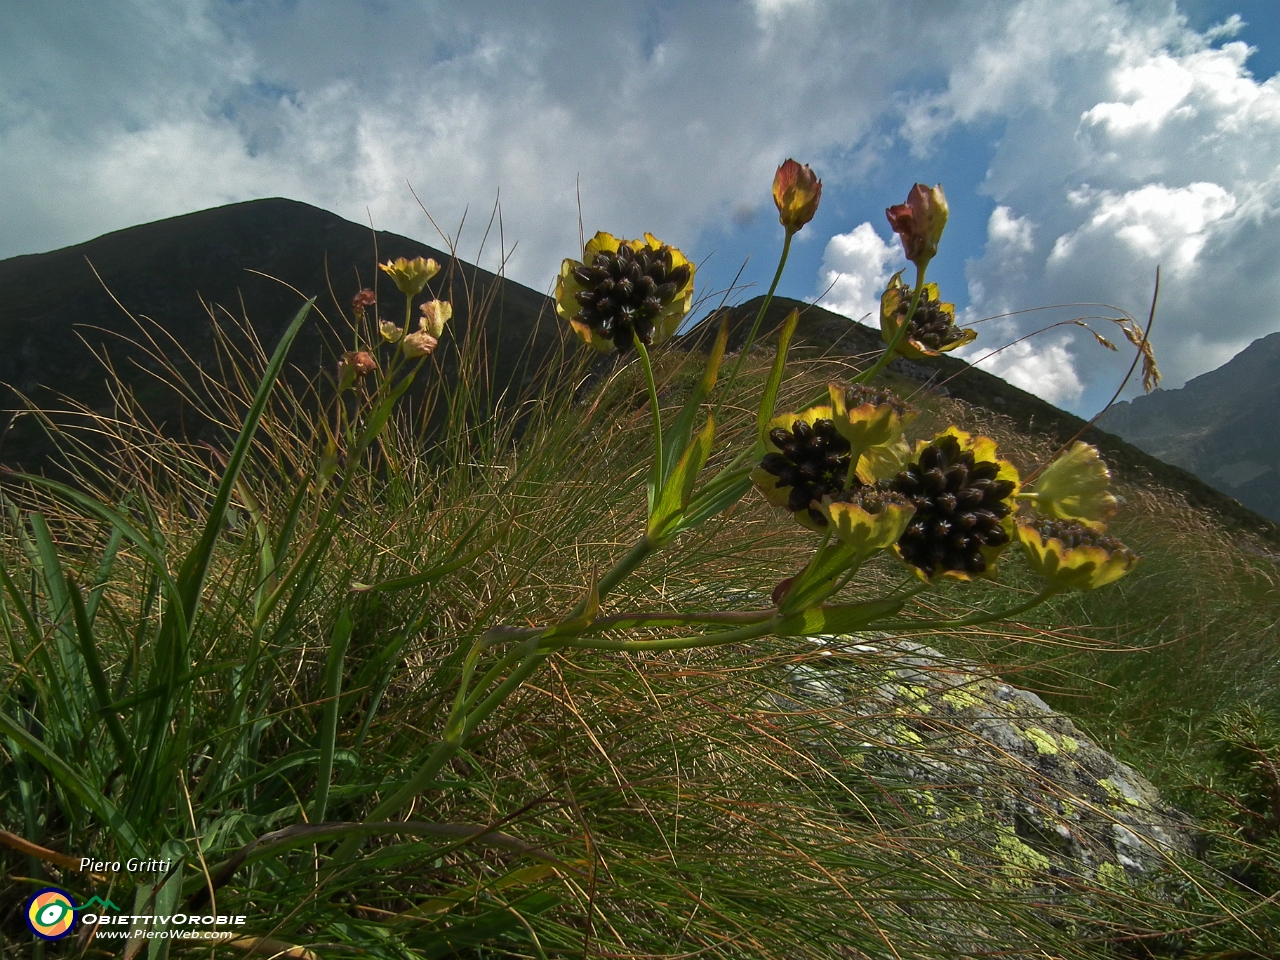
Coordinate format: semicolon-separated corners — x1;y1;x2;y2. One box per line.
966;336;1085;407
815;223;902;325
950;0;1280;406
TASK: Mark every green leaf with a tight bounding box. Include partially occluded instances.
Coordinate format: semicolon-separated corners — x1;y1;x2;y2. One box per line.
171;298;313;638
777;539;864;614
662;315;728;488
772;596;905;636
648;414;715;544
66;576;136;767
309;605;353;824
0;707;144;858
27;513;86;716
756;307;800;453
678;468;753;531
147;840;187;960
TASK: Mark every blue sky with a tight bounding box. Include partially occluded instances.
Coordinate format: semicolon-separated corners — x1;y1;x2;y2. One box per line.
2;1;1277;417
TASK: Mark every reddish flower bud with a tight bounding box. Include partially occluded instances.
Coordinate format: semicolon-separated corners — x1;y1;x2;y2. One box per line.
886;183;948;270
352;288;377;316
772;159;822;235
337;350;377;392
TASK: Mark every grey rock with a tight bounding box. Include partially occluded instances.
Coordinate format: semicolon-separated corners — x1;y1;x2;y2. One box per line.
766;634;1199;889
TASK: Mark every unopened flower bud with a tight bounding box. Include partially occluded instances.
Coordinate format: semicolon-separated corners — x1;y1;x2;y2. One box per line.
886;183;948;270
419;299;453;338
337;350;377;392
352;288;376;319
773;159;822;235
1024;442;1118;529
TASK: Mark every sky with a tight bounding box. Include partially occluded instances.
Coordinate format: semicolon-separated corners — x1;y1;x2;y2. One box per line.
3;0;1278;417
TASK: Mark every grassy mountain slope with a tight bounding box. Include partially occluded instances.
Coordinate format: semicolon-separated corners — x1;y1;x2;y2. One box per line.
699;296;1280;548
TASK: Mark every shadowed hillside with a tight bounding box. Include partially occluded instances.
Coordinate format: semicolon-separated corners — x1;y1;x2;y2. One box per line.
0;197;559;470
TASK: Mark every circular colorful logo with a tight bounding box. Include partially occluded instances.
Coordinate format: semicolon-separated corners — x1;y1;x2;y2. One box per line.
26;888;77;940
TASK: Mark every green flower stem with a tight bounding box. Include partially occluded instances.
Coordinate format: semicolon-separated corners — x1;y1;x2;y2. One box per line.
634;335;663;507
567;536;655;619
584;608;775;631
546;618;777;653
456;641;535;720
853;265;927;386
873;587;1059;633
719;230;794;413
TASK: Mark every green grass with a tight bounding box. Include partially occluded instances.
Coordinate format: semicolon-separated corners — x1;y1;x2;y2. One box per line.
1;264;1278;959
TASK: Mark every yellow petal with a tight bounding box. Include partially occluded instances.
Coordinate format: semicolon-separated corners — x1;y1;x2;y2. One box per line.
583;231;621;259
821;494;914;555
1018;521;1139;591
1025;442;1118;529
857;437;913;485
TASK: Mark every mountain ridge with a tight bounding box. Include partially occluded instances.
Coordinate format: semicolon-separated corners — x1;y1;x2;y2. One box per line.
1;197;1274;546
1097;330;1280;522
0;197;558;470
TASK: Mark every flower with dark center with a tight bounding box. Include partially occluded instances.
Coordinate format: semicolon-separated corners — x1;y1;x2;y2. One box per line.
1022;442;1118;530
556;232;694;353
829;381;917;472
751;406;853;530
889;428;1020;580
819;487;915;557
1018;517;1139;591
880;271;976;359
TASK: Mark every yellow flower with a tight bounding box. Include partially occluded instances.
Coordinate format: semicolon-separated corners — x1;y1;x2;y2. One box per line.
888;427;1019;581
880;271;976;359
401;330;439;358
886;183;948;270
819;488;915;558
828;382;917;467
1018;518;1139;592
751;406;852;531
419;299;453;339
556;232;694;353
379;320;404;343
1023;442;1119;530
772;159;822;235
379;256;440;297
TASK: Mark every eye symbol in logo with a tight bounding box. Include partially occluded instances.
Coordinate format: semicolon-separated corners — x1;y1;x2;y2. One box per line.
26;888;77;940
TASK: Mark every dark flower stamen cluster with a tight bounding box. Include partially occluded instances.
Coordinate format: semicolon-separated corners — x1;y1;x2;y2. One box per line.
759;418;852;525
571;244;691;350
891;435;1015;577
1030;518;1134;557
841;383;911;416
895;289;968;352
830;486;911;515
